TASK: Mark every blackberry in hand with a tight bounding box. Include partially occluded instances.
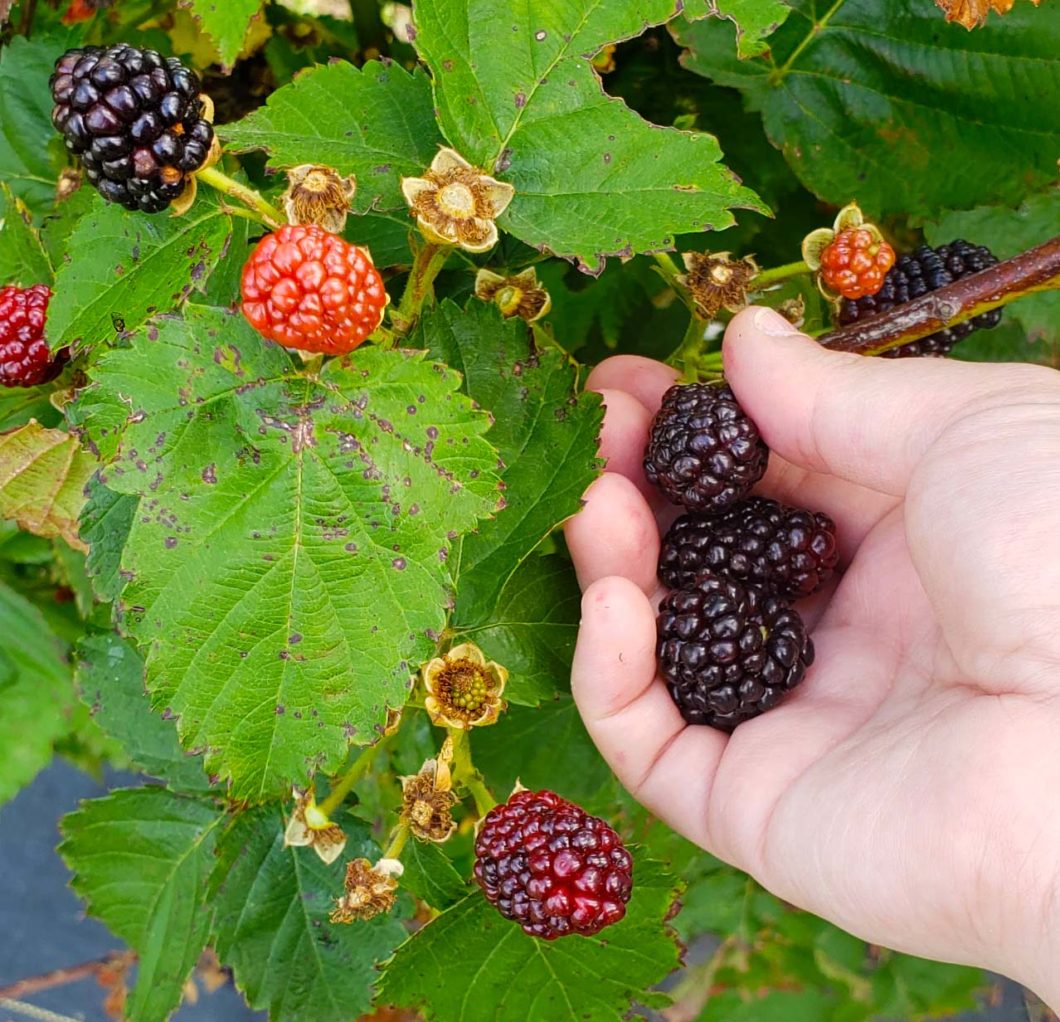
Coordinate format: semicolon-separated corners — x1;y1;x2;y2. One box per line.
474;789;633;940
0;285;67;388
50;44;214;214
657;571;813;729
659;497;838;600
837;240;1002;358
644;382;769;514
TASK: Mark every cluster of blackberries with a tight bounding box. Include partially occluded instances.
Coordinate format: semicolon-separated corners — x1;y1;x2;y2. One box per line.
50;44;214;213
838;241;1002;358
645;383;836;729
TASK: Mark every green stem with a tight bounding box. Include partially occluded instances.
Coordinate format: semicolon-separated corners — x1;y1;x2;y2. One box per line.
382;823;409;862
751;259;811;289
667;313;708;381
318;741;385;817
651;252;697;315
196;165;285;228
770;0;846;83
447;726;496;816
390;242;452;336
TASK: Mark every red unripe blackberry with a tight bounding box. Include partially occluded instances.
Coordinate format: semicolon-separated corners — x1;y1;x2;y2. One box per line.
0;285;67;388
50;44;214;214
473;789;633;940
644;382;769;514
241;225;387;355
837;241;1002;358
657;571;813;730
659;497;838;601
819;227;896;299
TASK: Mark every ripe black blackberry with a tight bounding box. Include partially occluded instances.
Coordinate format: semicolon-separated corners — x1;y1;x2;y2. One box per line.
837;240;1002;358
644;382;769;514
474;789;633;940
50;44;214;214
657;571;813;729
659;497;838;600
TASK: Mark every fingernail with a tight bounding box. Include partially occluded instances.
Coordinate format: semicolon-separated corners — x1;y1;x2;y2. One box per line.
753;306;802;337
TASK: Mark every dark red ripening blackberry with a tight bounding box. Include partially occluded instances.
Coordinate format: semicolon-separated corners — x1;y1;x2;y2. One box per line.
474;789;633;940
0;285;67;388
50;44;214;214
659;497;838;601
657;571;813;730
837;241;1002;358
644;382;769;514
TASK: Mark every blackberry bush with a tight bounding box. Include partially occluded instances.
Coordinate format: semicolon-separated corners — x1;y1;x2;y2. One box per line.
0;1;1054;1020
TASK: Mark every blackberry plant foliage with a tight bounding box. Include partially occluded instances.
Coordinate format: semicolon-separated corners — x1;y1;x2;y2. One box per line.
0;0;1056;1019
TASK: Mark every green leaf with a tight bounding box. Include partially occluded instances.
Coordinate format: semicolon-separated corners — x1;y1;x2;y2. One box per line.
221;60;443;216
400;836;470;910
0;383;60;432
181;0;264;70
0;579;73;804
412;0;763;272
47;192;233;353
452;553;582;705
474;697;614;805
378;853;680;1020
924;190;1060;345
0;421;96;550
73;305;500;800
0;31;74;214
210;807;407;1022
423;302;602;627
60;787;224;1022
0;182;54;285
76;633;211;792
80;480;138;602
683;0;792;58
675;0;1060;217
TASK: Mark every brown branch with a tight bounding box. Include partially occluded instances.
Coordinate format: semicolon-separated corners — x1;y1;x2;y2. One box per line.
817;235;1060;355
0;952;136;1001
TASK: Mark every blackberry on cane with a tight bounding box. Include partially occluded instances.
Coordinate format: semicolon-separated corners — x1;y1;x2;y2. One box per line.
837;241;1002;358
659;497;838;600
50;44;214;214
644;382;769;514
657;571;814;729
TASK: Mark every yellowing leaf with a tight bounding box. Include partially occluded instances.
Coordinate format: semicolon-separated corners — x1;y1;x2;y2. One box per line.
934;0;1041;28
0;420;96;550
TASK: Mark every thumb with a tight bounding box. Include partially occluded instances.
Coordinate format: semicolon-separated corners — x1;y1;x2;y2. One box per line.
722;306;1016;495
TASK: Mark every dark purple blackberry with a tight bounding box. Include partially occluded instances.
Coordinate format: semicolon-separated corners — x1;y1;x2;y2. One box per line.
837;240;1002;358
659;497;838;600
657;571;813;729
644;382;769;514
50;45;214;214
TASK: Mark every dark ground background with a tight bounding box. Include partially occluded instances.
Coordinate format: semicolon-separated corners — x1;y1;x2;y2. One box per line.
0;762;1037;1022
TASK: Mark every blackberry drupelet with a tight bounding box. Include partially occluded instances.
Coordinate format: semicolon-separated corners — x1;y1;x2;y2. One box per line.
50;44;214;214
644;382;769;514
474;789;633;940
659;497;838;600
837;240;1002;358
0;285;67;388
657;571;814;729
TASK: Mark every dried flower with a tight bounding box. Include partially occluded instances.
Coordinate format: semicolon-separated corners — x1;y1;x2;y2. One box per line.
474;268;552;322
282;164;357;233
776;294;806;329
401;148;514;253
680;251;759;320
284;789;347;865
56;168;82;203
401;738;457;843
421;641;508;730
330;857;403;924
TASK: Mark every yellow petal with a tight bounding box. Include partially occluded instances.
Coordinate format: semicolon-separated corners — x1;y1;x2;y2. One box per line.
401;175;436;208
457;217;499;254
479;178;515;218
417;215;461;247
431;146;474;174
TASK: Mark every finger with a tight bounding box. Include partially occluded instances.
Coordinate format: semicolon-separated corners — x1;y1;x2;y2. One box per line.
723;306;1034;496
565;473;660;594
586;355;678;415
572;575;724;847
594;388;659;504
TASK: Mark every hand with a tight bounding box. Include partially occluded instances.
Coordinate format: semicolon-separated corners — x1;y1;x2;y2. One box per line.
565;306;1060;1003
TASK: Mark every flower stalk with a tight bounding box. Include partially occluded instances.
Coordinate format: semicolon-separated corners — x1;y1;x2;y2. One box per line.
196;164;285;228
390;241;451;336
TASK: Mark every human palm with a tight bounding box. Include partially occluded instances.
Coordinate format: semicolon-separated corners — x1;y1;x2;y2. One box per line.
564;307;1060;998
